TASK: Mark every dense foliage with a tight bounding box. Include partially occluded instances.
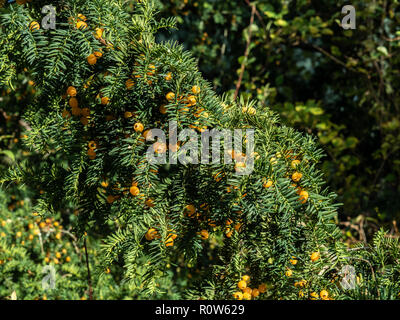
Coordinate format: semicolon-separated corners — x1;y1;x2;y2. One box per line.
0;0;398;300
158;0;400;231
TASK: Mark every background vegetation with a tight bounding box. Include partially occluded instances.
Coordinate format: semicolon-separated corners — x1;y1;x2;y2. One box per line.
157;0;400;240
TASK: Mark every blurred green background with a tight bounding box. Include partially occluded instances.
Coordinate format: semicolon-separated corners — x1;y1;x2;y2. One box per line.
155;0;400;240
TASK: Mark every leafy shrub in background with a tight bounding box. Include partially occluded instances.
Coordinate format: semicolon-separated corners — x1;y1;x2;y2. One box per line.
158;0;400;232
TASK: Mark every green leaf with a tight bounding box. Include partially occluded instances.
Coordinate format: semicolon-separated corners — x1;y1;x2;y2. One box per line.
0;150;15;162
309;107;324;115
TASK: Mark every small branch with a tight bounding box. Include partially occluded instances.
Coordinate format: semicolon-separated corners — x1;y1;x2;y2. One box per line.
382;35;400;42
244;0;266;29
233;4;256;100
84;237;93;300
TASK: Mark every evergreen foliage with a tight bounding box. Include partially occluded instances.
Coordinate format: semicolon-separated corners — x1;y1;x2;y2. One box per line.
0;0;398;300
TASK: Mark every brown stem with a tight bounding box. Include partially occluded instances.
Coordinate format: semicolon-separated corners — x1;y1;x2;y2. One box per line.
84;237;93;300
233;4;256;101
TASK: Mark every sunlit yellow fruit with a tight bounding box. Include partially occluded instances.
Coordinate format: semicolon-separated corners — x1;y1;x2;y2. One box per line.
184;204;196;218
243;292;252;300
94;28;103;39
310;292;319;300
251;288;260;298
29;21;40;31
130;186;140;196
87;54;97;65
199;230;209;240
188;95;197;105
242;275;250;283
292;171;303;182
291;160;301;169
263;178;273;188
145;228;158;241
166;92;175;101
101;96;110;105
67;86;77;97
134;122;144;133
165;72;172;81
77;14;87;22
238;280;247;290
289;256;298;265
76;20;88;30
299;190;309;204
192;85;200;94
258;283;266;293
285;269;293;277
320;290;329;300
310;251;320;262
233;292;243;300
165;238;174;247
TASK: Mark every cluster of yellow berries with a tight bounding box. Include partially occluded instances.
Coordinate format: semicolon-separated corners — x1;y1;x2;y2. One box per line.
309;290;330;300
288;159;309;204
75;14;88;30
233;275;266;300
164;86;206;131
145;228;177;247
63;86;91;126
87;50;103;66
36;217;63;240
44;248;71;265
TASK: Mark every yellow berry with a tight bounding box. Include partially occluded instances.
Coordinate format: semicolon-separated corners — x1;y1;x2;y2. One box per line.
87;54;97;65
130;186;140;196
233;292;243;300
199;230;209;240
29;21;40;31
101;96;110;105
166;92;175;101
184;204;196;218
299;190;309;204
251;288;260;298
243;292;251;300
258;283;266;293
310;292;319;300
165;72;172;81
134;122;144;133
292;171;303;182
238;280;247;290
310;251;320;262
320;290;329;300
263;178;273;188
76;20;88;30
67;86;77;97
291;160;301;169
191;85;201;94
